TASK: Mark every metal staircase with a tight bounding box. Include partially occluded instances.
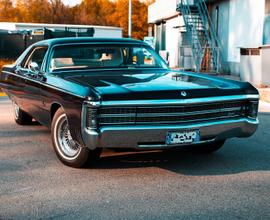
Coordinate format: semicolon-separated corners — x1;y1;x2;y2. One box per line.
177;0;221;72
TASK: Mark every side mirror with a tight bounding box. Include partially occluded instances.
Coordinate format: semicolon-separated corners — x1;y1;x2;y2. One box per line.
29;62;40;73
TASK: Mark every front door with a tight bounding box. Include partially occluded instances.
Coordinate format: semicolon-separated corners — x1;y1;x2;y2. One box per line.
18;46;48;121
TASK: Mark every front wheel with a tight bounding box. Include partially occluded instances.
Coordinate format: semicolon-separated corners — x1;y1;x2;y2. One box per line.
51;108;102;168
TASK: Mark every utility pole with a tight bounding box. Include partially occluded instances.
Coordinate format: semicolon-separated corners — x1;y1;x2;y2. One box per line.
128;0;132;38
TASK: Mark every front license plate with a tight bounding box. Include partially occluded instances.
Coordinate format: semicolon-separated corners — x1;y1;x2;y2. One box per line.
166;130;200;145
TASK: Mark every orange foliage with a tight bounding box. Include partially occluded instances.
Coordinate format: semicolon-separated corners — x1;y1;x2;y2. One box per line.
0;0;154;39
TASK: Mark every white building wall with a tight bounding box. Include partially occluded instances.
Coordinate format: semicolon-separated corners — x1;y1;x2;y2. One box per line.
227;0;265;63
240;54;262;85
165;16;182;68
211;1;230;72
148;0;182;68
148;0;267;76
261;46;270;85
212;0;265;75
148;0;178;23
239;46;270;86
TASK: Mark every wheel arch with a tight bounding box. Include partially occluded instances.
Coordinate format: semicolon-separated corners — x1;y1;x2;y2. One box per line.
50;101;85;147
50;102;63;121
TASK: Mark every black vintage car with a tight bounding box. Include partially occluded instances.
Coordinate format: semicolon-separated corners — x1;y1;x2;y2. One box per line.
0;38;259;167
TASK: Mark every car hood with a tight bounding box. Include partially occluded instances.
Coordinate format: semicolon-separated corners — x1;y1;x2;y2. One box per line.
63;69;247;101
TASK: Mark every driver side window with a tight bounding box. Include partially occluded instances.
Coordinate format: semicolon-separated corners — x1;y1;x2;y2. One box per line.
23;47;48;70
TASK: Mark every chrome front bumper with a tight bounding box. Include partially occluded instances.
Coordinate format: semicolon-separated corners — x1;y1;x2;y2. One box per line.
81;117;258;150
81;94;259;149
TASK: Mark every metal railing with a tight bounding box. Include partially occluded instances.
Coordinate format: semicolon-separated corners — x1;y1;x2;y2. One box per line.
176;0;222;72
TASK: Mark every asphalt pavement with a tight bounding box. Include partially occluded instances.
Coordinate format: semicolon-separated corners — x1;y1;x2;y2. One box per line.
0;97;270;220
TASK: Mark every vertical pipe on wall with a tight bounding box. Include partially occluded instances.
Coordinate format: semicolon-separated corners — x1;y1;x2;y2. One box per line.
128;0;132;38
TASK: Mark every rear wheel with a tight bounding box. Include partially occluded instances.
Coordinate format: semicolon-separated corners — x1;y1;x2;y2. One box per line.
51;108;102;168
191;140;226;154
13;102;32;125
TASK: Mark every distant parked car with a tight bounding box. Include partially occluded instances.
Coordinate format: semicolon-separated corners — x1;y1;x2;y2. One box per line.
0;37;259;167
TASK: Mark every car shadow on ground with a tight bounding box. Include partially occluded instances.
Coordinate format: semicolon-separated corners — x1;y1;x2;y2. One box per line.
92;145;269;176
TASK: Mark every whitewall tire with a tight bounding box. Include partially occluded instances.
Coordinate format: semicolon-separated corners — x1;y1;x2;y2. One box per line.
51;108;102;168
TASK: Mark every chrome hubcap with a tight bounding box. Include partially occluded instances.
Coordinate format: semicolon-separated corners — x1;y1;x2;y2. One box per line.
57;115;80;158
14;103;20;119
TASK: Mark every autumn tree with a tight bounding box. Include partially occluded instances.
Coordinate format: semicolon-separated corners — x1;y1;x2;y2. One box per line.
111;0;150;39
49;0;75;24
0;0;19;22
111;0;128;36
15;0;51;23
0;0;152;39
76;0;101;25
131;0;149;39
96;0;116;26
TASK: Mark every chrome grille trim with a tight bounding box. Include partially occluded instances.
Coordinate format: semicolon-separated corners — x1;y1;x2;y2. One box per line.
99;107;242;118
98;116;242;126
95;100;247;126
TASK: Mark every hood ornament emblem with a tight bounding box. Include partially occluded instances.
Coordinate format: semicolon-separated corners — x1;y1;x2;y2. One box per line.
181;91;187;97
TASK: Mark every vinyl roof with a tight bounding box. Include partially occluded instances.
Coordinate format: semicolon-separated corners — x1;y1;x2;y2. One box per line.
35;37;145;46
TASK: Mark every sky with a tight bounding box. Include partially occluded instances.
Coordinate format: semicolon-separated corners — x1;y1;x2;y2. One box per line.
62;0;82;6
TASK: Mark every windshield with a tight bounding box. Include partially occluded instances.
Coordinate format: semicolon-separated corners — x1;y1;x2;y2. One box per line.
49;44;168;72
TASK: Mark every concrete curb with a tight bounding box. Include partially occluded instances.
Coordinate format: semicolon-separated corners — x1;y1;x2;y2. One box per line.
259;88;270;103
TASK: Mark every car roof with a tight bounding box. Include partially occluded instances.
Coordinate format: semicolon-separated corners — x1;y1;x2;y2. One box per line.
34;37;146;47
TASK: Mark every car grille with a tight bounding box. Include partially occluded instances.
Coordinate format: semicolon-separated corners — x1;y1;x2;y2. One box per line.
90;100;247;126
